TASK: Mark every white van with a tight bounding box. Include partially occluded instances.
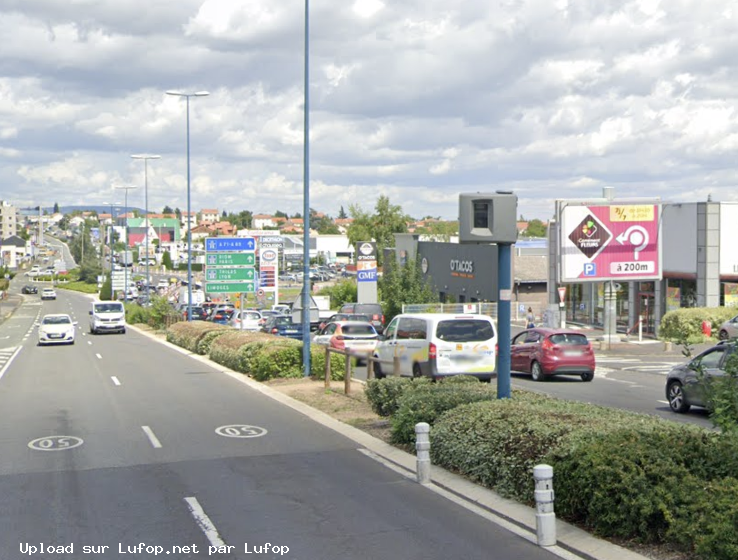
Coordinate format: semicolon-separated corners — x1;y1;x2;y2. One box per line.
373;313;497;381
89;301;126;334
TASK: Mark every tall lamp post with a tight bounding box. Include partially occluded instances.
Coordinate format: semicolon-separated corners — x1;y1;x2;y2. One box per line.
131;154;161;297
103;201;120;277
115;186;138;302
166;90;209;321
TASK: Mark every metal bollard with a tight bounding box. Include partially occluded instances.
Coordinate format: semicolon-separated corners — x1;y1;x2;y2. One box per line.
415;423;431;485
533;464;556;547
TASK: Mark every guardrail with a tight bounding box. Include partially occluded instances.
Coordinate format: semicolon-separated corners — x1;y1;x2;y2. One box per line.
322;346;401;394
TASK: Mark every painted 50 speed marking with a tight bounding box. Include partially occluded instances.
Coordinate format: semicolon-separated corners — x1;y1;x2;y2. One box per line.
28;435;84;451
215;425;267;438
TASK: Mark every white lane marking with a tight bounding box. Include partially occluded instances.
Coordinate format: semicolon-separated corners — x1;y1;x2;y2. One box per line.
87;341;92;345
95;353;102;359
0;346;22;381
184;497;227;548
111;376;121;386
141;425;162;448
657;400;669;405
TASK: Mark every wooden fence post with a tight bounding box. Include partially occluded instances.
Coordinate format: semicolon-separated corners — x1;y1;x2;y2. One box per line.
324;347;331;389
344;353;352;395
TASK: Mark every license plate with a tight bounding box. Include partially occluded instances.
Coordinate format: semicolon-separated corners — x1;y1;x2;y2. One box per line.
564;350;582;357
49;334;62;338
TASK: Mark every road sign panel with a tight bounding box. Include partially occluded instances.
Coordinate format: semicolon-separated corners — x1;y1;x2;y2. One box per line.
205;281;256;293
205;237;255;252
205;267;255;282
206;253;256;266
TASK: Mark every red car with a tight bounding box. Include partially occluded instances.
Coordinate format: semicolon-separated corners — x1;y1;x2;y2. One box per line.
510;328;595;382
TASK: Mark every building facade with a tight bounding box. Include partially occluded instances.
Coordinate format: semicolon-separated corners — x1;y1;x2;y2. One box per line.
0;201;19;239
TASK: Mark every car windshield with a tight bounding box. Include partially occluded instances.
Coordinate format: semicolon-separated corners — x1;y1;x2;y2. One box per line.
341;324;376;336
549;333;589;346
95;304;122;313
42;316;71;325
435;320;494;342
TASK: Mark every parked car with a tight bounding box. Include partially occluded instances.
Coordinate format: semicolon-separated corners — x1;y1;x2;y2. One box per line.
37;313;77;345
717;315;738;340
339;303;385;334
41;287;57;300
317;313;370;333
231;309;262;330
263;315;303;339
510;328;595;382
315;321;378;364
666;341;735;413
208;307;235;324
183;305;209;321
21;285;38;294
373;313;497;381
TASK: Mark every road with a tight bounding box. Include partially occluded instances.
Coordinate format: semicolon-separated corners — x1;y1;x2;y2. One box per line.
0;285;563;560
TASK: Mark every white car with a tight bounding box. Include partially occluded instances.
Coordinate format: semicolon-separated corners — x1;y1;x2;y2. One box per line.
157;279;170;290
38;314;77;345
230;309;262;330
41;287;57;300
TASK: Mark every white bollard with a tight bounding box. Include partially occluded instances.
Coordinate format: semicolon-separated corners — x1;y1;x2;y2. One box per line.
533;464;556;547
415;422;431;485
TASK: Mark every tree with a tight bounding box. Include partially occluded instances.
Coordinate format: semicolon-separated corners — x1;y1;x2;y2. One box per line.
338;206;347;219
524;219;547;238
53;202;60;213
347;195;409;266
413;221;459;242
162;251;173;270
379;255;438;323
162;205;173;215
274;210;288;219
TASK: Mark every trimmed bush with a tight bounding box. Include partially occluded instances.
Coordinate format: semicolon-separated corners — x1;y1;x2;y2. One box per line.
251;345;303;381
659;307;735;343
166;321;229;353
309;347;346;381
197;329;232;355
209;331;278;371
365;377;432;417
390;383;496;445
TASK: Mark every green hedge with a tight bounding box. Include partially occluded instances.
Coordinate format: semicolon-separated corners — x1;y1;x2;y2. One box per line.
659;307;735;343
429;395;738;560
365;377;432;417
166;321;230;352
390;382;496;445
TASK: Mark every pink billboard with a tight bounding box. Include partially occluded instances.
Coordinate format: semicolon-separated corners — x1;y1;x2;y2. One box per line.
559;203;662;283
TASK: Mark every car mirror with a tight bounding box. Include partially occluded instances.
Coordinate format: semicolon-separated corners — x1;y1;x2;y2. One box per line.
88;311;93;315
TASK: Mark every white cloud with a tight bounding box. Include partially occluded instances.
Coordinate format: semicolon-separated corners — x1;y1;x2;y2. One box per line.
2;0;738;222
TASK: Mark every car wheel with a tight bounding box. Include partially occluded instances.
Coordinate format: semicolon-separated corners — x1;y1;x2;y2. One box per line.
581;371;594;382
667;381;691;413
719;330;730;341
412;363;423;378
531;362;545;382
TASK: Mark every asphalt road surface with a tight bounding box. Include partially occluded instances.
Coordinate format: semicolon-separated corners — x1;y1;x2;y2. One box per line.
0;286;564;560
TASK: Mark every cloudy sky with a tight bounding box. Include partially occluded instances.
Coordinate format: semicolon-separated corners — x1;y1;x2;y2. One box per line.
1;0;737;222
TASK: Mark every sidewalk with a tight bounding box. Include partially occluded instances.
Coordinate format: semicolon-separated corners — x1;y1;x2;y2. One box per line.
0;292;23;325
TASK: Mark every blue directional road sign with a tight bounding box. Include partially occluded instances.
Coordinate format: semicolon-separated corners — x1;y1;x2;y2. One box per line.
205;237;255;253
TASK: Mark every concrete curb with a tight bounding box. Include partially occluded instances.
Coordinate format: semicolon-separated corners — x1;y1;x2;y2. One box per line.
129;323;650;560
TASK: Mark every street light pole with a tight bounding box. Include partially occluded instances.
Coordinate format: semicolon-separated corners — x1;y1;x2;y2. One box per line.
131;154;161;299
103;201;120;279
166;90;209;322
115;186;138;303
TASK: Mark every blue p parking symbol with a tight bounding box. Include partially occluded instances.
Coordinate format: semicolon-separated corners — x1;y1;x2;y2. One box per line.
583;262;597;276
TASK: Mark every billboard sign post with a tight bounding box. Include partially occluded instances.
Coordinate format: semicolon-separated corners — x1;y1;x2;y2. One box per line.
559;202;662;283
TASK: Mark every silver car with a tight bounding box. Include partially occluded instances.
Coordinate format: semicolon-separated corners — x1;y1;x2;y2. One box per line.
665;341;735;413
230;309;262;330
717;315;738;340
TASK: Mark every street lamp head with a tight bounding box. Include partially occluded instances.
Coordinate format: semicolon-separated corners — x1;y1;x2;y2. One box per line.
131;154;161;160
166;90;210;98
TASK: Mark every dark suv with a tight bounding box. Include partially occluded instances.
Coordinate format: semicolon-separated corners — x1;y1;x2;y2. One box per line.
340;303;385;334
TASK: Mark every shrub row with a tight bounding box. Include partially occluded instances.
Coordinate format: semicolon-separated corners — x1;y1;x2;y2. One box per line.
165;322;345;381
659;306;735;343
365;377;738;558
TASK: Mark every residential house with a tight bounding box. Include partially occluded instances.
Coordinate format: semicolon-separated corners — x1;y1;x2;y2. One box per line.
200;209;220;224
253;214;279;229
333;218;353;234
1;235;28;268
